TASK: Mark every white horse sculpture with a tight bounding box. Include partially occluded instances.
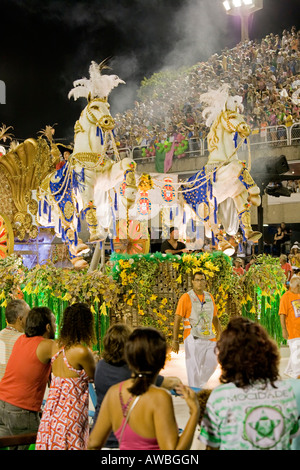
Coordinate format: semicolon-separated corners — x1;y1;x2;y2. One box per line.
181;84;261;253
37;61;137;269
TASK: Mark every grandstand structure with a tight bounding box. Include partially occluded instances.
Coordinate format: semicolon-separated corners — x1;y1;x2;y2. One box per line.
113;27;300;246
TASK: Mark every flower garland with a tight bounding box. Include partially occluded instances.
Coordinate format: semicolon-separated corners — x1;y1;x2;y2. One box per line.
110;251;287;343
22;262;119;312
0;252;287;346
239;254;286;344
0;256;119;315
110;251;234;340
0;254;25;308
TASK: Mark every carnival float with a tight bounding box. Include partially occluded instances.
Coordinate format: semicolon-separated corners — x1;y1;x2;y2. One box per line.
0;63;287;350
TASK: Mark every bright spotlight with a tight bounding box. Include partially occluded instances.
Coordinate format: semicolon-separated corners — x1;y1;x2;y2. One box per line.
222;0;263;42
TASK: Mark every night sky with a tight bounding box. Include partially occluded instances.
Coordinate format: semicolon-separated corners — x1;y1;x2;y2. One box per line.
1;0;299;142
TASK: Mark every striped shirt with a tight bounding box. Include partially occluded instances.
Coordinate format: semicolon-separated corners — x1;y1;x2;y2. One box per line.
199;380;299;450
0;327;23;381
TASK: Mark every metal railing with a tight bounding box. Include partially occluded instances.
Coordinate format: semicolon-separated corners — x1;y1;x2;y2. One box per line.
118;123;300;164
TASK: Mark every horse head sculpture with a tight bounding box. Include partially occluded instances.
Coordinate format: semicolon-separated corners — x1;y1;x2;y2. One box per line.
206;109;251;164
73;96;115;156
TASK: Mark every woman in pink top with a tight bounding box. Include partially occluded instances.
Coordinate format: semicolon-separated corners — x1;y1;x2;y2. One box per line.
88;327;200;450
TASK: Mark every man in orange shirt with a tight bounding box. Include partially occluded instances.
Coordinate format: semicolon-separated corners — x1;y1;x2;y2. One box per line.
0;307;56;448
172;271;222;388
279;275;300;378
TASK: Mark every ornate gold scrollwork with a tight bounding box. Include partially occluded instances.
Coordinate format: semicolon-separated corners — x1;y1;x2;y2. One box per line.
197;202;210;220
63;201;75;220
72;152;102;164
85;206;97;226
28;199;38;215
97;115;115;131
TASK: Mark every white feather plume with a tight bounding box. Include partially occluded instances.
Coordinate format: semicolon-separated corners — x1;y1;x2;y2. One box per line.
68;60;125;101
226;95;244;113
200;84;245;126
200;83;230;127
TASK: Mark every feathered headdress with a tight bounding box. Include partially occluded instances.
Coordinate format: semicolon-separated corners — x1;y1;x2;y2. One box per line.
200;83;230;127
226;95;244;113
200;84;244;127
68;60;125;101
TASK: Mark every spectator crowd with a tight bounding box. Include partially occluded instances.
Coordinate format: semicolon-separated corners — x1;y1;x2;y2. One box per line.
0;25;300;452
114;27;300;153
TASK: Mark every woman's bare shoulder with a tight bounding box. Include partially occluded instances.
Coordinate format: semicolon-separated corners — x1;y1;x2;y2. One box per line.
64;343;93;357
148;385;173;403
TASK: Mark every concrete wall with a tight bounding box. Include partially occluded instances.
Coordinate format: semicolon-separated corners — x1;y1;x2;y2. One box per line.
137;144;300;174
265;194;300;224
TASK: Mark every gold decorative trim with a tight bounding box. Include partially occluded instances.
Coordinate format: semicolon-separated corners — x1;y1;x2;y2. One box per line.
0;212;14;255
96;115;115;131
72;152;104;164
64;201;75;220
74;120;84;135
85;206;97;226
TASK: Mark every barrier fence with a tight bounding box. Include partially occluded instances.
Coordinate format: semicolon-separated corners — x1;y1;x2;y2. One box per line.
3;123;299;163
118;123;300;164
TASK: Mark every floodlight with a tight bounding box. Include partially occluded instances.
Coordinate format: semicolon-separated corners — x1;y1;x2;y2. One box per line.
222;0;263;41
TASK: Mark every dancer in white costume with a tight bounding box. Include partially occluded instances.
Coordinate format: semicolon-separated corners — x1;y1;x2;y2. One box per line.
172;272;222;388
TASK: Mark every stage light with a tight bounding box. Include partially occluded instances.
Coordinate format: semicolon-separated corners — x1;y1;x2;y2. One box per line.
250;155;292;198
222;0;263;42
266;184;292;198
223;0;256;10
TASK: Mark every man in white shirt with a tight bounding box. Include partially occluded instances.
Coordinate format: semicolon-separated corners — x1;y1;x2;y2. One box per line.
0;299;30;380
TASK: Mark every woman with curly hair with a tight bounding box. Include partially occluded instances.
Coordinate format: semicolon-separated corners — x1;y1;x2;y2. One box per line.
88;327;200;450
199;317;299;450
36;303;97;450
